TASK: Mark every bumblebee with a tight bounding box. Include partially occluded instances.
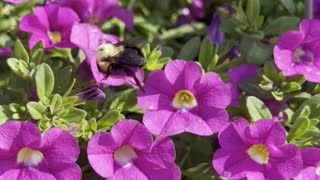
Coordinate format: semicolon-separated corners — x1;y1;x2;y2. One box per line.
97;39;146;88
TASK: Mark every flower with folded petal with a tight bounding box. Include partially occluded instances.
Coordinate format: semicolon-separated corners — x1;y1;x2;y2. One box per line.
212;119;303;180
50;0;133;30
274;19;320;83
20;4;80;49
294;147;320;180
87;120;181;180
0;121;81;180
71;23;144;87
138;60;231;136
0;48;12;57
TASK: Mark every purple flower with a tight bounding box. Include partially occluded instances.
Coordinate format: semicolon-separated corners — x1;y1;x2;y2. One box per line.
87;120;181;180
227;64;258;107
76;85;105;101
274;19;320;83
176;0;206;26
220;46;240;62
2;0;28;4
212;119;303;179
0;121;81;179
70;23;144;87
138;60;231;136
294;147;320;179
52;0;133;30
0;48;12;57
20;4;80;49
207;14;224;46
314;0;320;19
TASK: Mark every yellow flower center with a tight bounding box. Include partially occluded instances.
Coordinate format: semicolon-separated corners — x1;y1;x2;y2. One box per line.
17;147;44;167
114;145;137;166
48;31;62;44
247;144;269;165
172;90;197;110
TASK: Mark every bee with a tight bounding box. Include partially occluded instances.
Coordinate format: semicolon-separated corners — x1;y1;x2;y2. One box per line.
97;38;146;88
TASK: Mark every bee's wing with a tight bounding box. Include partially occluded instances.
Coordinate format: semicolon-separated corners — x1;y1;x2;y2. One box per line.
116;38;146;48
118;48;145;67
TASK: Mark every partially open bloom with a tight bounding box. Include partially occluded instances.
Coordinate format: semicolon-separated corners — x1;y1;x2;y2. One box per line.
274;19;320;83
295;147;320;180
176;0;206;26
70;23;143;87
227;64;257;107
51;0;133;30
0;48;12;57
138;60;231;136
87;120;181;180
212;119;302;179
20;4;80;49
0;121;81;180
207;14;224;46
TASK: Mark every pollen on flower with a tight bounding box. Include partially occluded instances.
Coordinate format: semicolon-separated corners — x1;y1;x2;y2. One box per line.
172;90;197;110
48;31;62;44
247;144;269;165
17;147;44;167
114;145;137;166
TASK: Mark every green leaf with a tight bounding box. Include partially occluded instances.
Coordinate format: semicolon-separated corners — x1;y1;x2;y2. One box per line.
246;0;260;26
282;82;301;93
183;163;216;180
110;89;143;113
279;0;296;14
291;94;320;123
26;102;47;120
0;105;12;125
178;37;201;61
198;37;214;71
62;107;87;122
246;96;272;121
54;66;72;94
50;94;62;114
35;63;55;101
97;110;125;131
7;58;30;79
264;16;299;36
288;116;309;142
240;36;272;65
263;62;278;83
14;39;29;63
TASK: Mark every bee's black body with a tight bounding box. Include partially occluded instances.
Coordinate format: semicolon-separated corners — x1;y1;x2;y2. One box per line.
97;38;146;89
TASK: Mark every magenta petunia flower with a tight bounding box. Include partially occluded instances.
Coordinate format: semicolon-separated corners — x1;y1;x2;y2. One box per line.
274;19;320;83
0;121;81;180
87;120;181;180
70;23;144;87
212;119;303;179
138;60;231;136
227;64;257;107
51;0;133;30
294;147;320;180
20;4;80;49
2;0;28;4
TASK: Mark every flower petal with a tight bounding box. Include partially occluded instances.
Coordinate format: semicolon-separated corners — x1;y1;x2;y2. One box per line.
111;120;153;152
87;132;117;178
164;60;202;90
109;164;148;180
